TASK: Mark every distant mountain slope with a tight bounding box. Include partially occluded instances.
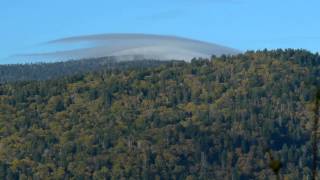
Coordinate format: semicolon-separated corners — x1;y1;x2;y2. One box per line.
16;34;240;62
0;57;171;83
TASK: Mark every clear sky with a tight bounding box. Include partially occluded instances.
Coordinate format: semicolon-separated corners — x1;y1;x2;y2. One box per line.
1;0;319;63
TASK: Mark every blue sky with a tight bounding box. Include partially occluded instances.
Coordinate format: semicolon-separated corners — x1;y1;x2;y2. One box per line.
0;0;319;63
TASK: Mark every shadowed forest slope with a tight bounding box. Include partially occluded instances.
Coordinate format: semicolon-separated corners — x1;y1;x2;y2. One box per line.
0;58;170;83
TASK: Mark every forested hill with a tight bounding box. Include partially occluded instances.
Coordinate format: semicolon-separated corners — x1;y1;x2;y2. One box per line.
0;57;170;83
0;49;320;179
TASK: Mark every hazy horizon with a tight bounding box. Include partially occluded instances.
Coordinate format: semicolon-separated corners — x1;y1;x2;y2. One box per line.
7;33;240;64
1;0;319;63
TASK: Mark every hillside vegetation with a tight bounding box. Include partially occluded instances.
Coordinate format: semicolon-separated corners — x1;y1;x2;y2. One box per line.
0;58;169;83
0;49;320;179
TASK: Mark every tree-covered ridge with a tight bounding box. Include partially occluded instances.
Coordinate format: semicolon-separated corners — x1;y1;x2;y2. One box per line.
0;57;170;83
0;49;320;179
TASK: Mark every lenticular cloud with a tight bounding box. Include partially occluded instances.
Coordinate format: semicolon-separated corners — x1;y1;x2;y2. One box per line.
17;34;240;62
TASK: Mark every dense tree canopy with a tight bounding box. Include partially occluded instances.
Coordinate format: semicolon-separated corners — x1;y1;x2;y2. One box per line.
0;49;320;179
0;57;169;83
